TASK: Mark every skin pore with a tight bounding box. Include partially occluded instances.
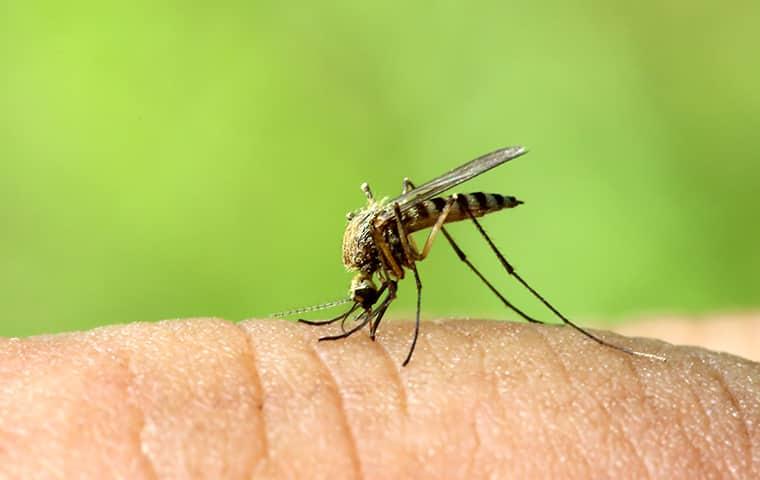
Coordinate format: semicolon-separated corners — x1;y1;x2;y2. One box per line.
1;317;758;479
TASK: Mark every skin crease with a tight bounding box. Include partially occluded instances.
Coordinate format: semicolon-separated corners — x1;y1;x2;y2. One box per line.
0;317;758;479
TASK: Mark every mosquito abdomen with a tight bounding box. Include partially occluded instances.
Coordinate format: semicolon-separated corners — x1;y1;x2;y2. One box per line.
404;192;522;233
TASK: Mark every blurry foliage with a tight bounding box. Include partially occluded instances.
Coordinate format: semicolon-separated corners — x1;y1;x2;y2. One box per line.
1;1;759;336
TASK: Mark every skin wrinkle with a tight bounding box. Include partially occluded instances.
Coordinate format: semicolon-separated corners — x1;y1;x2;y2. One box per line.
571;335;653;479
467;406;483;480
443;322;486;480
2;318;759;478
74;335;159;478
438;320;486;365
701;360;742;478
588;371;650;479
618;352;657;480
530;326;573;385
702;362;750;478
529;326;595;478
501;328;568;475
680;359;724;478
121;318;272;479
373;337;408;416
704;353;760;475
124;350;159;480
423;328;451;369
308;344;364;480
484;325;564;477
236;323;270;477
691;358;742;478
647;345;746;477
650;357;704;476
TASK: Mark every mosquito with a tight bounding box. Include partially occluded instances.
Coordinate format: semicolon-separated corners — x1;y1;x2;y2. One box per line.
279;146;664;366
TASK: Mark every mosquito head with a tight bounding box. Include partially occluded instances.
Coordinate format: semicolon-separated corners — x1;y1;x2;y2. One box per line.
349;272;379;309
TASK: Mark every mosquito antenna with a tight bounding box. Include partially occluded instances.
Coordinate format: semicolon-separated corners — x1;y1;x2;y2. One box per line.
271;297;352;318
463;208;666;362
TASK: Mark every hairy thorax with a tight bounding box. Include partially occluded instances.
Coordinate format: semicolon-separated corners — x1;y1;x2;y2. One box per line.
342;208;380;274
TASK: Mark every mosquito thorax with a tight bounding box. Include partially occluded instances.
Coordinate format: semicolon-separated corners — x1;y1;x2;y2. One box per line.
342;205;381;272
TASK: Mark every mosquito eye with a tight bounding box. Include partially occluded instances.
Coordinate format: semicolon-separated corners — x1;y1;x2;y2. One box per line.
353;287;378;308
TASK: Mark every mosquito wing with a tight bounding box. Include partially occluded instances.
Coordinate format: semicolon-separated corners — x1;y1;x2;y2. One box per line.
380;146;527;218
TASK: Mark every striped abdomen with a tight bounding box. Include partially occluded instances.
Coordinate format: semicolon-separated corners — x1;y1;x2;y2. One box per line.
402;192;522;233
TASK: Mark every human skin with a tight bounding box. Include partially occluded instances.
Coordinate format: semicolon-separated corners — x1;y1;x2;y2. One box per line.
1;318;758;479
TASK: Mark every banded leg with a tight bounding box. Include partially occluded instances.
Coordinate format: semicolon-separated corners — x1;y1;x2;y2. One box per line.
402;262;423;367
369;280;397;340
460;203;665;361
392;198;456;263
402;179;544;324
440;227;543;324
397;177;457;262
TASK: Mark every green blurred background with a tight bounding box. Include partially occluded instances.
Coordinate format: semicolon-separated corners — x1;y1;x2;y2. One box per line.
2;1;759;337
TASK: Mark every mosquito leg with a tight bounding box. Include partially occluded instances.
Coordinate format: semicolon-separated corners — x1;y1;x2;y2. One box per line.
340;314;349;333
399;180;541;325
393;202;424;263
394;178;458;263
460;204;665;360
397;178;425;256
318;310;372;342
439;227;543;324
369;280;397;340
415;196;457;260
299;303;359;326
369;268;396;339
368;301;391;341
370;222;406;279
402;263;423;366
